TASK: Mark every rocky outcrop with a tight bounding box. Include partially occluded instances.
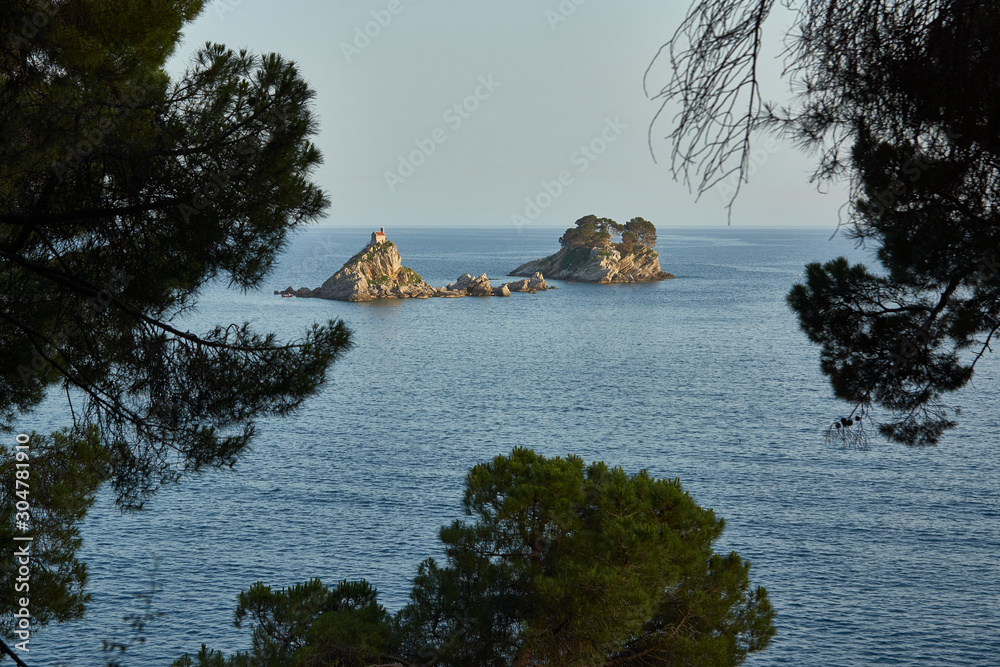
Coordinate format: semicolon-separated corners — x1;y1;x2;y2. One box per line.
510;246;674;283
505;273;549;293
276;285;313;297
442;273;494;297
281;237;553;302
298;241;438;302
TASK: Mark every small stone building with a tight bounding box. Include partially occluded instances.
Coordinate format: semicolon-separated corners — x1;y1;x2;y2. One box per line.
370;227;387;245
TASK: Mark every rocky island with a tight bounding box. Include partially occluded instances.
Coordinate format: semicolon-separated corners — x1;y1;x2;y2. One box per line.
510;215;674;283
278;228;550;302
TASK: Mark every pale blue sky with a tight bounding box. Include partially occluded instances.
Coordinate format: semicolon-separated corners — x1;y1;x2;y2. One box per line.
168;0;847;229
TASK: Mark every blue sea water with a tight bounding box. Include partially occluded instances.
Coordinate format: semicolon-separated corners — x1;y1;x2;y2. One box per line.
22;226;1000;666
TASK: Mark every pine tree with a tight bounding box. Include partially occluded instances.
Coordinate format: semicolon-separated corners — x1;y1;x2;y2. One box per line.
651;0;1000;444
1;0;350;647
177;449;775;666
1;0;350;510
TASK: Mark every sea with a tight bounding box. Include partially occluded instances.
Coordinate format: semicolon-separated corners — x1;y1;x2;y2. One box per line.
19;226;1000;666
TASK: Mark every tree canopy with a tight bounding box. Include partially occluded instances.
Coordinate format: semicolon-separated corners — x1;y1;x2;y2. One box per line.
176;448;775;667
1;0;351;509
559;215;658;253
652;0;1000;445
625;217;657;250
1;0;351;650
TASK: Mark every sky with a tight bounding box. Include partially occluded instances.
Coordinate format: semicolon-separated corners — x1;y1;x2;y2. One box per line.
167;0;849;229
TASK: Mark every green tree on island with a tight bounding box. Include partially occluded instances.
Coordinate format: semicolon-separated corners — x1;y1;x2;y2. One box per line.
559;215;658;254
1;0;350;653
653;0;1000;445
175;448;775;667
559;215;613;249
625;218;657;250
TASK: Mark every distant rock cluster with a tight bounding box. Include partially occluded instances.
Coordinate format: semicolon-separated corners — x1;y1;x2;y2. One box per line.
276;236;550;302
438;272;550;298
278;222;676;304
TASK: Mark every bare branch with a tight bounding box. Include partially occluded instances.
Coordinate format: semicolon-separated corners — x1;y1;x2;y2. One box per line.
646;0;774;219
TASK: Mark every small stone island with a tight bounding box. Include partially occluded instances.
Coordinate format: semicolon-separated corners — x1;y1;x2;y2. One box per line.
277;228;551;302
510;215;675;283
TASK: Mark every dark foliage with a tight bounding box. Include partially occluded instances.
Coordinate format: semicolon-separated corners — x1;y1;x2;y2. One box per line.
177;449;775;666
1;0;351;511
653;0;1000;444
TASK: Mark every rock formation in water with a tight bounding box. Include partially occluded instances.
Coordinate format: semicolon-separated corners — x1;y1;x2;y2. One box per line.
277;229;551;302
510;215;675;283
